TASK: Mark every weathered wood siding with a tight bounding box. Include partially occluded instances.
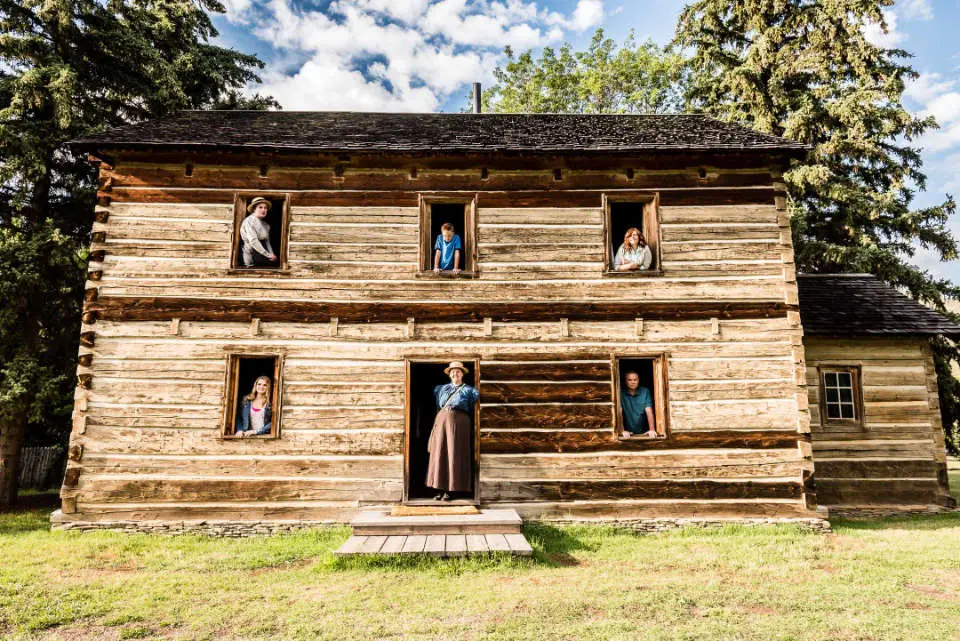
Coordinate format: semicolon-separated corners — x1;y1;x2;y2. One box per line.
59;155;823;524
805;336;953;507
88;158;796;308
62;315;814;522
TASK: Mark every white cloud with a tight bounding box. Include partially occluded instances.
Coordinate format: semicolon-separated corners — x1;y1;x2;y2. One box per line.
229;0;601;111
906;72;957;104
569;0;604;31
900;0;934;22
864;10;905;48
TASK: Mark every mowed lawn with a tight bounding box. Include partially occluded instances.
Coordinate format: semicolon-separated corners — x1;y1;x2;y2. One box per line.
1;495;959;641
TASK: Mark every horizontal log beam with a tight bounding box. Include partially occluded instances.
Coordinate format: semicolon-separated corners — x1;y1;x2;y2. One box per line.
481;479;804;501
480;430;807;454
104;187;777;208
87;297;795;324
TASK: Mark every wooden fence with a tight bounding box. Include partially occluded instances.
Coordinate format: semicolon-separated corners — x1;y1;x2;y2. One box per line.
18;447;65;490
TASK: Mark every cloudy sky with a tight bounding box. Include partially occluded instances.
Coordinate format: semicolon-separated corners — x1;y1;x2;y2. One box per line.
215;0;960;282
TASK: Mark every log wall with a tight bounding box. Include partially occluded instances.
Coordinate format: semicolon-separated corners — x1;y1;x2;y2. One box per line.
61;315;815;523
59;153;826;524
805;336;954;508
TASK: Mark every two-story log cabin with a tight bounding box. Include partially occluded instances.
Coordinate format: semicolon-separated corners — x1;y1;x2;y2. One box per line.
54;112;956;533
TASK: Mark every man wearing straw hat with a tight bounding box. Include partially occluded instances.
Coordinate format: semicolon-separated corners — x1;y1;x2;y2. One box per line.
240;196;278;267
426;361;480;501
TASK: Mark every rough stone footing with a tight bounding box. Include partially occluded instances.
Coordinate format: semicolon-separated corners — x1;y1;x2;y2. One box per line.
50;513;832;536
537;517;833;534
828;505;959;519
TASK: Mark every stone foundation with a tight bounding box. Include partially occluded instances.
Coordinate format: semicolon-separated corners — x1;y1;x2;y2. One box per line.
827;504;959;519
539;517;833;534
51;510;832;536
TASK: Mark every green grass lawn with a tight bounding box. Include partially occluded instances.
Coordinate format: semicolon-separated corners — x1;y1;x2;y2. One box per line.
1;500;958;640
950;457;960;502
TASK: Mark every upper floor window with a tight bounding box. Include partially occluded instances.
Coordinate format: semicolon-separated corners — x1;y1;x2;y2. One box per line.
420;195;477;276
231;193;290;270
819;366;862;425
603;194;661;275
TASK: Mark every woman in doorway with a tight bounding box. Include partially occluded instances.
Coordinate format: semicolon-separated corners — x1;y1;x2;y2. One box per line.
613;226;652;271
235;375;273;437
426;361;480;501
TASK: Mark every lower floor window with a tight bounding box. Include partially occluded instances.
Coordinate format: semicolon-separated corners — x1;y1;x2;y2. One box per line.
616;356;667;439
223;354;282;438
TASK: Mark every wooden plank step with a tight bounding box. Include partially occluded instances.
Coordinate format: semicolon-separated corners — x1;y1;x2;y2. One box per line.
334;531;535;558
351;508;523;536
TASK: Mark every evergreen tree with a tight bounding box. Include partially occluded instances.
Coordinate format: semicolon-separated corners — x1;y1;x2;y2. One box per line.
0;0;277;506
483;29;686;113
675;0;960;452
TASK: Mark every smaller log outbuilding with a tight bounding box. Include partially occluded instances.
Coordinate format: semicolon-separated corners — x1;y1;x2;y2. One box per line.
798;274;959;514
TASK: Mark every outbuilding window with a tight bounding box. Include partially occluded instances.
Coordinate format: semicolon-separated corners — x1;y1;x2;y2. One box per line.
419;195;478;276
230;193;290;270
222;354;283;439
603;193;662;275
818;366;862;425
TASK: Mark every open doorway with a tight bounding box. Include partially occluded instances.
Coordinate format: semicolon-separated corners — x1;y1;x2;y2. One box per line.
405;360;479;502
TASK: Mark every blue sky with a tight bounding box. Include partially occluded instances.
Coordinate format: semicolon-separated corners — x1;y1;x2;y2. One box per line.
214;1;960;282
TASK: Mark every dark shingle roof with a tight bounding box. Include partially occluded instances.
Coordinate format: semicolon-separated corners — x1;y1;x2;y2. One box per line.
797;274;960;338
70;111;809;155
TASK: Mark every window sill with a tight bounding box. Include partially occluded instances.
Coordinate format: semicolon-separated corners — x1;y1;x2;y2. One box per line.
416;271;479;279
227;267;289;276
604;269;663;277
221;433;279;440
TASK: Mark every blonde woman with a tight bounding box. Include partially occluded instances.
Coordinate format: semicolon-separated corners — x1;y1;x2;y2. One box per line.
235;376;273;437
613;227;652;271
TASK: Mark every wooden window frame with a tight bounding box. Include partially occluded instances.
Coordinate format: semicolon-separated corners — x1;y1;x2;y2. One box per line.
229;192;291;273
612;353;670;438
602;192;663;277
417;194;479;278
220;353;284;440
402;357;481;504
817;365;864;427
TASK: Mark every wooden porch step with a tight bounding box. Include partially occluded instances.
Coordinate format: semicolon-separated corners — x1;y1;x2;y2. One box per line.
335;532;533;557
350;508;523;536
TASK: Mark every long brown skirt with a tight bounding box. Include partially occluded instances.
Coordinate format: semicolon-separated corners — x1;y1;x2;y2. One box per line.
425;408;473;492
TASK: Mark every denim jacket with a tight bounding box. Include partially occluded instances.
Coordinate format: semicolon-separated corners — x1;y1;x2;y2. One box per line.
235;398;272;435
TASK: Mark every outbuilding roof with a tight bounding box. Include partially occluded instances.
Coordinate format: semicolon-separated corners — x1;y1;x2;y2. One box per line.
70;111;810;155
797;274;960;338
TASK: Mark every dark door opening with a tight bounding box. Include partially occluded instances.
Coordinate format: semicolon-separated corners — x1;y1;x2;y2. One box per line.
406;360;478;502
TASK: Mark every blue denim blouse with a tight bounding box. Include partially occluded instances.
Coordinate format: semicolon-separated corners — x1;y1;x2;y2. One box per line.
434;383;479;413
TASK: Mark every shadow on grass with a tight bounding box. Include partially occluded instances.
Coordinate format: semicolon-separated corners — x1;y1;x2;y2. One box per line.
832;511;960;532
0;508;53;535
326;522;611;572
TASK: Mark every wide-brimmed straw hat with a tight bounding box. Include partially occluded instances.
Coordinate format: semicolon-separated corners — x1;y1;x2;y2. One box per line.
444;361;469;375
246;196;272;214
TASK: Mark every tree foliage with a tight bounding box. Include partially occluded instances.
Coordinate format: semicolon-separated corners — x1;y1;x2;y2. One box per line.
674;0;960;452
482;29;686;114
0;0;277;504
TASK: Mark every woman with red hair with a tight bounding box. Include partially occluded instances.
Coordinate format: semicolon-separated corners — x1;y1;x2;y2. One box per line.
613;227;652;271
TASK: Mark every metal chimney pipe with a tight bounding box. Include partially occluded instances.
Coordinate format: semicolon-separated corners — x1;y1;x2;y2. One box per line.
472;82;481;114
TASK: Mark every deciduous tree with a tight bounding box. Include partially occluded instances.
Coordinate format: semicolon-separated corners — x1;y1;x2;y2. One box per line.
482;29;686;114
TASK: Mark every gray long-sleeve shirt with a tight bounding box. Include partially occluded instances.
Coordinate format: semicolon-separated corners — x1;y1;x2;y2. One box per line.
240;215;274;266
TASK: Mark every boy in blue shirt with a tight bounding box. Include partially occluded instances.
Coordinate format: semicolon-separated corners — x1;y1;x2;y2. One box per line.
433;222;463;274
620;370;657;438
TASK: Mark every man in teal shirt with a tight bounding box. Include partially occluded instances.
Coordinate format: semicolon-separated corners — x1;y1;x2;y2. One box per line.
620;370;656;438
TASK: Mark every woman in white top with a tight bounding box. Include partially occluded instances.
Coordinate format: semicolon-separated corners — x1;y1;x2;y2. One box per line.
240;197;278;267
613;227;652;271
